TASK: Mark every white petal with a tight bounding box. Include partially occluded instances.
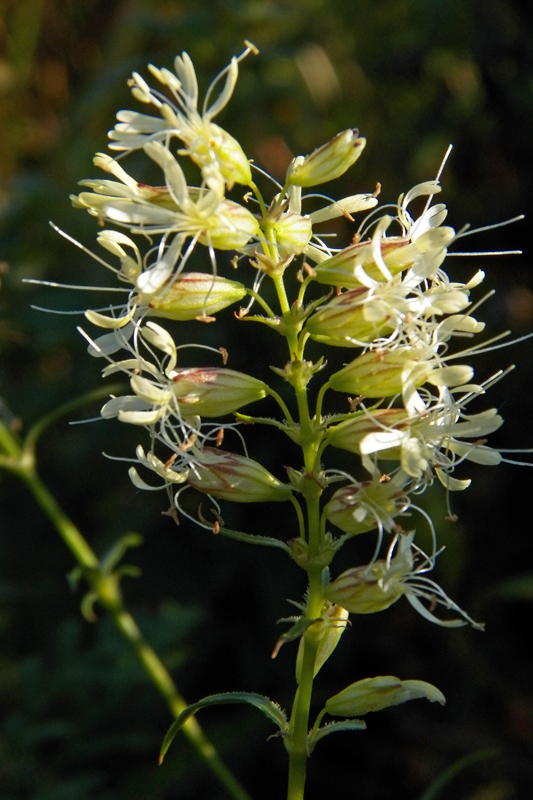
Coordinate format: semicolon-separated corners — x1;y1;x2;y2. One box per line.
128;466;166;491
118;408;164;425
435;468;471;491
130;375;171;405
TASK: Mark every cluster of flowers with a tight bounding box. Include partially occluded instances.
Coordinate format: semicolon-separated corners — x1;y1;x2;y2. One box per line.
69;42;512;634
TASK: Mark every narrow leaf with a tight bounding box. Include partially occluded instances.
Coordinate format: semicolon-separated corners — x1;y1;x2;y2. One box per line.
308;719;366;753
159;692;288;764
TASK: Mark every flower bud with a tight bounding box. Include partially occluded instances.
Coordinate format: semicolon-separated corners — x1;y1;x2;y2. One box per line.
148;272;246;320
188;447;292;503
170;368;268;416
328;348;433;398
325;676;445;717
287;130;366;187
313;237;414;287
198;199;260;250
306;288;395;345
272;212;312;253
295;603;349;683
203;124;252;188
324;478;409;536
326;409;409;455
324;561;402;614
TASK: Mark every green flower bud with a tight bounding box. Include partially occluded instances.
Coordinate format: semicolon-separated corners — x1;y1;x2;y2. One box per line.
306;287;395;346
148;272;246;320
324;561;402;614
326;409;409;455
295;603;349;683
199;124;252;188
287;130;366;187
313;227;456;288
324;477;409;536
325;676;445;717
170;368;268;416
272;212;312;253
188;447;292;503
328;348;433;398
197;199;260;250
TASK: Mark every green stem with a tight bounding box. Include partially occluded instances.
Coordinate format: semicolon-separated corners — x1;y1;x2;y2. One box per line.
0;421;251;800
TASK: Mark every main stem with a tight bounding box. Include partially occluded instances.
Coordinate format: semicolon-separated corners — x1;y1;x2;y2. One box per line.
271;274;325;800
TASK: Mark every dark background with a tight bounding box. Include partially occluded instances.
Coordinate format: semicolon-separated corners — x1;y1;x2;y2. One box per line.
1;1;533;799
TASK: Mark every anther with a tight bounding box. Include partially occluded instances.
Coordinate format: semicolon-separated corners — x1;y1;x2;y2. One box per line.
219;347;228;364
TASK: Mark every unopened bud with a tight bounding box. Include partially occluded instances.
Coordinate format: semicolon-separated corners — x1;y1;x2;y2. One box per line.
296;603;349;682
325;478;408;536
326;409;409;455
148;272;246;320
198;200;260;250
271;212;312;253
287;130;366;187
206;125;252;188
313;237;415;288
306;288;394;345
188;447;292;503
325;676;445;717
324;561;402;614
170;368;267;416
328;348;433;398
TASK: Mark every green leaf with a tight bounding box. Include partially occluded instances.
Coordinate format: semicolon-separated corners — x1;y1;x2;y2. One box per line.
159;692;288;764
218;527;291;553
308;719;366;753
272;615;318;658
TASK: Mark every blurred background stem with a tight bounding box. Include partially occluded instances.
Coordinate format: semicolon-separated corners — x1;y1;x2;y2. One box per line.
0;413;252;800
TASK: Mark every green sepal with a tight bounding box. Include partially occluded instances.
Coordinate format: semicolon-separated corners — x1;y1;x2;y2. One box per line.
272;615;318;658
159;692;288;764
308;719;366;753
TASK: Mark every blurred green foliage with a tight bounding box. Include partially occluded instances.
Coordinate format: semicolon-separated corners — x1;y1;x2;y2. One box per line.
1;1;533;798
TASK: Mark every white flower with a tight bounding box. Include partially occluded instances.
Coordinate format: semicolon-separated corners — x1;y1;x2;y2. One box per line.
107;43;258;189
325;532;484;629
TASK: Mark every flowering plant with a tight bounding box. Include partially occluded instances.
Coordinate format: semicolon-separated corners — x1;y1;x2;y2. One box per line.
20;41;528;800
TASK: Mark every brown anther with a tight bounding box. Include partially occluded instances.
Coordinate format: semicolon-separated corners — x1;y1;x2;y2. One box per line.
303;262;317;278
336;285;342;295
347;396;363;412
213;522;220;534
428;593;437;613
342;208;355;222
379;473;391;483
242;192;252;204
219;347;228;364
376;348;385;362
163;453;178;471
196;314;216;323
373;182;381;198
231;255;239;269
132;368;139;375
178;434;196;451
352;232;361;244
235;307;249;319
216;428;224;447
161;506;180;525
296;269;304;283
445;514;458;522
